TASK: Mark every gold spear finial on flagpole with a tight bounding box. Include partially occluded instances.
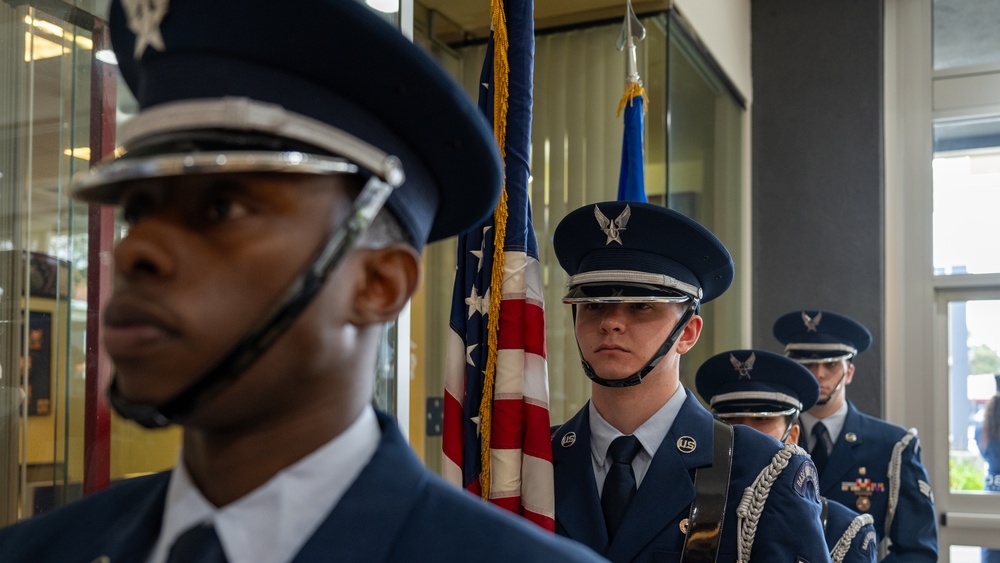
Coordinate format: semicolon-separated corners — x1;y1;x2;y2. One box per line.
616;0;648;116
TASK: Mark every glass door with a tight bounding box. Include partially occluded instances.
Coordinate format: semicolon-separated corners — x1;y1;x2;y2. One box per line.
934;291;1000;561
0;1;98;524
932;128;1000;561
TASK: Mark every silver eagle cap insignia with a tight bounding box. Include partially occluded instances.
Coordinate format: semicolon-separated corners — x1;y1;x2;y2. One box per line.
594;204;631;246
801;311;822;332
730;352;755;379
122;0;170;59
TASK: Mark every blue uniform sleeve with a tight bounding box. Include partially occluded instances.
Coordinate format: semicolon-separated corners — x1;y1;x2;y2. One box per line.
825;499;877;563
883;434;938;562
837;517;878;563
751;454;832;563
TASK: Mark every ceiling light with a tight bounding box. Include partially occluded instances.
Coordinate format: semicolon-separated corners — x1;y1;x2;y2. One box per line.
24;33;65;61
64;147;91;161
25;15;63;37
22;15;92;62
365;0;399;14
96;49;118;65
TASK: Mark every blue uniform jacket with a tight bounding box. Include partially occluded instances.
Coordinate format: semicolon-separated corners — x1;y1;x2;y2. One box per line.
552;391;831;563
825;497;877;563
0;411;606;563
805;402;937;562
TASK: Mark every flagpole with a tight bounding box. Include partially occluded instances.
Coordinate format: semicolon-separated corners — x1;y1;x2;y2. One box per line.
616;0;646;117
616;0;648;203
442;0;553;531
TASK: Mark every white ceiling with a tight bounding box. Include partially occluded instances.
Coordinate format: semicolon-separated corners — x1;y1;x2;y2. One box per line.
419;0;669;40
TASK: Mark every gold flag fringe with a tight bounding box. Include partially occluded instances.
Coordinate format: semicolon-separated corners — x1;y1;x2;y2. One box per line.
616;80;647;117
478;0;511;501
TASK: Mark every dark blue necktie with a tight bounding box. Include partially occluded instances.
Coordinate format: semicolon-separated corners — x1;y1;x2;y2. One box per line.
166;523;228;563
811;422;831;474
601;435;643;542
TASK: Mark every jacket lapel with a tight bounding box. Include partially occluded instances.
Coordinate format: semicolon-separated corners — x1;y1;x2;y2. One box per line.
97;472;171;562
553;405;609;554
293;411;427;562
606;392;714;563
819;402;862;495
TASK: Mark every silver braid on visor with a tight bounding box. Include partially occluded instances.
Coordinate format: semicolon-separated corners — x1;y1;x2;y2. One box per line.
784;342;857;364
710;391;803;413
563;269;702;302
74;98;404;202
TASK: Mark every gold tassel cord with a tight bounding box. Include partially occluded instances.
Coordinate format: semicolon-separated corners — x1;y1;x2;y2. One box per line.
616;81;647;117
479;189;508;500
492;0;510;161
478;0;511;501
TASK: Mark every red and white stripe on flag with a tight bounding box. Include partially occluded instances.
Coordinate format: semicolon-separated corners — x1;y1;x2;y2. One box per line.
443;250;555;530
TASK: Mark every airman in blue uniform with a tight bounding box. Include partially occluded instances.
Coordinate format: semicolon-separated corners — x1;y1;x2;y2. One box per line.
0;1;606;562
696;348;879;563
550;201;831;562
774;310;938;562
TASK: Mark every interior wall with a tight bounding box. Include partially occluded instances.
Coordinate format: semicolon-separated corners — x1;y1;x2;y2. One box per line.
672;0;752;102
751;0;885;417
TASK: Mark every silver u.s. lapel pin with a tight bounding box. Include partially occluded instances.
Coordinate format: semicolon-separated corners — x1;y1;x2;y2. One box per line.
676;436;696;454
561;432;576;447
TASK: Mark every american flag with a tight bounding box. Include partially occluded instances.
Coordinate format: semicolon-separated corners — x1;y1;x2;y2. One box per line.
442;0;555;531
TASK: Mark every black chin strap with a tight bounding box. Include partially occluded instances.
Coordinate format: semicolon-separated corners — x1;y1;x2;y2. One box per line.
108;174;396;428
814;370;847;406
781;411;801;443
576;300;698;388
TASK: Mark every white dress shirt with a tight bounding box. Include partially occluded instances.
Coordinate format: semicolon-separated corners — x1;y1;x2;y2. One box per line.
801;400;849;452
146;406;380;563
590;386;687;494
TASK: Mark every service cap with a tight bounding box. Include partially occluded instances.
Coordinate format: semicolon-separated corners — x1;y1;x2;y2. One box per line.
773;310;872;364
696;349;820;418
74;0;502;249
552;202;733;304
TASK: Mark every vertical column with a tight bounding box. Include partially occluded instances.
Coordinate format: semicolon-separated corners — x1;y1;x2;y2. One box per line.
83;16;115;495
750;0;885;416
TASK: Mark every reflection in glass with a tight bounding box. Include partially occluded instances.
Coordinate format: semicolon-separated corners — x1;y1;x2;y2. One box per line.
948;300;1000;495
0;3;96;523
665;17;744;386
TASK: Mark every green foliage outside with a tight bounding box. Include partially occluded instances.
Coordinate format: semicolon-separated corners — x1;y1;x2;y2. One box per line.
951;455;986;491
970;343;1000;376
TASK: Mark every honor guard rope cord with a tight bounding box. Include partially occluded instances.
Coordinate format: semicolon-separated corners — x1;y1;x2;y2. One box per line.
736;443;803;563
478;0;511;501
879;428;917;559
830;513;875;563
